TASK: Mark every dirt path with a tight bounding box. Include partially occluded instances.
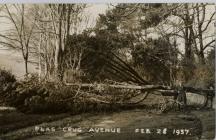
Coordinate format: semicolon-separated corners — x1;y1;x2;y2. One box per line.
191;110;215;140
1;109;214;140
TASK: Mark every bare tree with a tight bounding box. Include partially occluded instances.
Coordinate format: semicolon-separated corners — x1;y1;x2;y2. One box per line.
192;3;215;64
31;4;86;81
157;3;215;64
0;4;38;75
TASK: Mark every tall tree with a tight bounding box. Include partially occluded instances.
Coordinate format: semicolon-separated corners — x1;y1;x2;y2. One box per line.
0;4;38;75
192;3;215;64
161;3;215;64
47;4;86;80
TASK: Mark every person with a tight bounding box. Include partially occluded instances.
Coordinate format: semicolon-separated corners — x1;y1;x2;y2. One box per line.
175;82;187;111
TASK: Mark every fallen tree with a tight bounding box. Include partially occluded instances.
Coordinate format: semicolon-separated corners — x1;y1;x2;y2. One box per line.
64;82;172;90
64;82;214;109
64;82;214;96
0;68;214;114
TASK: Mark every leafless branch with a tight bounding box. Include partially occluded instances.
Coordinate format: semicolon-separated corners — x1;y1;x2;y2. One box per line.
202;12;216;32
203;39;215;51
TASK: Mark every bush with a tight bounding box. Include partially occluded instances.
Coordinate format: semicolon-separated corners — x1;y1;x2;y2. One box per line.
185;63;214;88
0;68;16;105
0;68;16;85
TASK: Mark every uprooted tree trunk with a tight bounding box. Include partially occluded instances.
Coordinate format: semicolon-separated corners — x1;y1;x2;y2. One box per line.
64;82;214;108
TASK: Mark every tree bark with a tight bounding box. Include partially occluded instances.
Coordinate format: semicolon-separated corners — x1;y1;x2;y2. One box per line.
24;58;28;75
183;4;194;63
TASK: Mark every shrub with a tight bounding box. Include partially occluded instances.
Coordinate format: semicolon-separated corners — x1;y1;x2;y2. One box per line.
0;68;16;85
185;63;214;88
0;68;16;104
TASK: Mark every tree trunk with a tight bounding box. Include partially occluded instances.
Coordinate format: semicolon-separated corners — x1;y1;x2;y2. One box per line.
183;4;194;64
24;59;28;75
199;51;205;64
54;5;63;81
38;33;42;82
198;25;205;64
54;38;62;80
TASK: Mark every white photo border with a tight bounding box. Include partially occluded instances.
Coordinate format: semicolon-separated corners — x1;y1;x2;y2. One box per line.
0;0;215;3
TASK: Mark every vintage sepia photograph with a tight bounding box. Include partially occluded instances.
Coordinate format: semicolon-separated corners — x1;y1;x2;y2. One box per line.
0;3;215;140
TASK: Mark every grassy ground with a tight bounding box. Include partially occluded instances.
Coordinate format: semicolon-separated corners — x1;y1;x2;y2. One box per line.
0;109;68;135
0;108;214;140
